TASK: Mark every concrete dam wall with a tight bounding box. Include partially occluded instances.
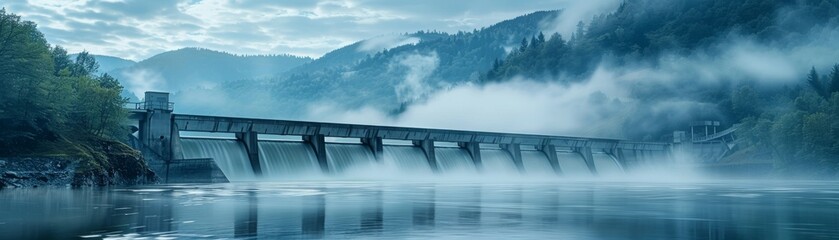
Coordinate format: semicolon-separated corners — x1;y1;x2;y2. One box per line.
176;137;660;182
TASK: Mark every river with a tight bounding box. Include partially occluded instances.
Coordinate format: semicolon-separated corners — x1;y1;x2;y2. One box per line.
1;180;838;239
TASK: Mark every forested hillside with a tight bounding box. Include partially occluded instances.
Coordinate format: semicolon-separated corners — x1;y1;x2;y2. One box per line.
0;9;126;151
481;0;839;175
486;0;839;81
70;54;135;73
5;0;838;175
734;65;839;176
284;32;450;76
110;47;312;96
265;11;560;115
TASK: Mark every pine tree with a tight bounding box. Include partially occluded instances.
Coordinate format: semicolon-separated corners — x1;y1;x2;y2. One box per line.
575;21;586;40
829;64;839;95
807;67;827;99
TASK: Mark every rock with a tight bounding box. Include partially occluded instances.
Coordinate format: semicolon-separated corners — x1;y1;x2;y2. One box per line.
3;171;20;179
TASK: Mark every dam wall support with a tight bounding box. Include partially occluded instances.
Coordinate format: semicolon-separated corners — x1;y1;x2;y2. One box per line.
236;131;262;176
304;135;329;173
575;146;598;175
413;139;438;172
362;137;383;162
537;144;562;174
459;142;482;170
613;146;628;168
501;144;525;172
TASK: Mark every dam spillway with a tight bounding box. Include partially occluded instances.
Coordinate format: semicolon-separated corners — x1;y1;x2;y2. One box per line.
129;92;672;182
258;141;321;178
382;146;434;174
181;138;256;180
175;137;651;181
434;147;477;173
521;150;554;175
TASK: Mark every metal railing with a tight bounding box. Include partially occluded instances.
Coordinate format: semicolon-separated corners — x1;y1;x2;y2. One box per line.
692;124;740;142
124;101;174;111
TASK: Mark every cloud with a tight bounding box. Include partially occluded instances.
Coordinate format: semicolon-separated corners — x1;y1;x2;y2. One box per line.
357;34;420;52
170;85;280;118
2;0;576;60
302;30;835;140
390;51;440;103
124;68;167;99
542;0;622;38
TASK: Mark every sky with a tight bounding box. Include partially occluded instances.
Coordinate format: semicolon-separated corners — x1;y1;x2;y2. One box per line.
1;0;593;61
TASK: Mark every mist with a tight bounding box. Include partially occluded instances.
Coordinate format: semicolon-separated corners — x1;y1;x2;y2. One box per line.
124;68;167;98
542;0;622;38
301;1;839;141
390;51;440;103
357;34;421;52
303;38;824;139
120;0;839;142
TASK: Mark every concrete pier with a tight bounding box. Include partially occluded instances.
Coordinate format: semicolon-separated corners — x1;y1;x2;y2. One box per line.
459;142;482;170
501;144;524;173
413;139;439;172
537;144;561;174
304;134;329;172
236;131;261;176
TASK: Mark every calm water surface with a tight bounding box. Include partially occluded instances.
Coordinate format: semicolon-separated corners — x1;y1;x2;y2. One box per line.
1;181;838;239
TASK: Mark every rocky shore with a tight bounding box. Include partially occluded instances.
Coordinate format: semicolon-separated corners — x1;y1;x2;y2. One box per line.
0;157;77;188
0;140;157;188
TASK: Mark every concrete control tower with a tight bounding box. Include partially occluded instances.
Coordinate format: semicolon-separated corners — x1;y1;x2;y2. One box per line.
138;91;174;160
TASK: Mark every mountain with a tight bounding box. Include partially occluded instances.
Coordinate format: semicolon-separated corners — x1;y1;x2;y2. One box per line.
111;47;312;97
485;0;839;82
251;10;561;116
482;0;839;141
285;32;451;76
70;54;136;73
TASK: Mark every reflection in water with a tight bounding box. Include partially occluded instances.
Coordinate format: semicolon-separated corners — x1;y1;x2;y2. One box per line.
1;182;839;239
458;186;481;227
234;191;257;238
302;193;325;237
134;189;174;234
412;188;435;228
499;186;522;225
361;190;383;231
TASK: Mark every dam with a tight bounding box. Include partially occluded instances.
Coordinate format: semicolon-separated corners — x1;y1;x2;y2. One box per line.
128;92;671;183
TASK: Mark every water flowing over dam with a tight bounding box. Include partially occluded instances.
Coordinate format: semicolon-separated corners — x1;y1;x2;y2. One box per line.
128;92;672;182
175;137;654;181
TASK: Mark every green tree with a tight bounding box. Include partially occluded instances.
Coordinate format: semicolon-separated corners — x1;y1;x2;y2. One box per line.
1;8;129;153
519;37;528;52
731;84;760;119
71;51;99;77
808;67;827;99
98;73;121;89
67;76;126;137
50;46;72;75
0;8;55;144
829;64;839;94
